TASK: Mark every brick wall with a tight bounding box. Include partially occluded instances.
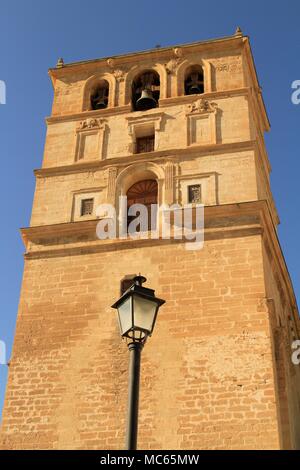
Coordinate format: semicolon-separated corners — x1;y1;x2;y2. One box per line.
0;234;283;449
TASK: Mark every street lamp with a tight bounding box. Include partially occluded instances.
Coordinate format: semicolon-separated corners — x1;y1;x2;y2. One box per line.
111;275;165;450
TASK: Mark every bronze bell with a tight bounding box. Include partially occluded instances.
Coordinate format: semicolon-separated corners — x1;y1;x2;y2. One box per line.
91;90;108;110
187;83;203;95
186;73;203;95
93;98;107;109
136;88;157;111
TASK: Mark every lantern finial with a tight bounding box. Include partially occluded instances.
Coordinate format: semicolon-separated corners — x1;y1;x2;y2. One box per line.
134;275;147;286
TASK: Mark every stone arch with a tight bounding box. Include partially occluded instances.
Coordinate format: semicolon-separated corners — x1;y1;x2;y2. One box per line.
116;161;164;197
116;162;165;235
82;73;117;111
176;59;212;96
124;63;167;107
115;162;165;230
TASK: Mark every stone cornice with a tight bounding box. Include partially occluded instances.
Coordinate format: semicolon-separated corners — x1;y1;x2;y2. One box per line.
21;218;97;243
46;105;132;125
46;88;250;125
160;88;250;108
34;140;256;178
48;34;244;85
22;200;264;254
20;199;299;332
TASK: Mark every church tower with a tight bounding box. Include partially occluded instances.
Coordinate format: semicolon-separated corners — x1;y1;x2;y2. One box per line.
1;30;300;450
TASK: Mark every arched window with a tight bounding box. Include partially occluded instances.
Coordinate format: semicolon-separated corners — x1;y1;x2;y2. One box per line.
132;71;160;111
127;179;158;231
184;65;204;96
90;80;109;110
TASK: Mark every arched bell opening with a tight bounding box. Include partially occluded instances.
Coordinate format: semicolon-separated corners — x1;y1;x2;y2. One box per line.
132;70;160;112
126;179;158;232
184;65;204;96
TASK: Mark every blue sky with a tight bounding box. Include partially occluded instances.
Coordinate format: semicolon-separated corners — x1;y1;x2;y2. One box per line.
0;0;299;418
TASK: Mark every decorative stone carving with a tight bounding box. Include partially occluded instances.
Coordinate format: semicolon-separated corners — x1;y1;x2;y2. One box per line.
107;58;126;82
75;119;108;161
173;47;183;58
214;57;242;73
165;58;182;75
113;69;125;82
187;99;217;114
165;161;174;190
164;161;175;205
186;100;217;146
106;167;118;204
215;63;230;72
77;118;106;130
107;58;116;69
165;47;184;74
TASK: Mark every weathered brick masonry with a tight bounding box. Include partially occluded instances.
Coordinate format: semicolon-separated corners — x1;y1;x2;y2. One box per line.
1;31;300;449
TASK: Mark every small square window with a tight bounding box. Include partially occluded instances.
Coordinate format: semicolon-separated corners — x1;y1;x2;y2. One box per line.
188;184;202;203
81;198;94;216
136;135;154;154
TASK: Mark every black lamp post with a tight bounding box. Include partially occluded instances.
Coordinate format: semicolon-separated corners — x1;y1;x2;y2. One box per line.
111;275;165;450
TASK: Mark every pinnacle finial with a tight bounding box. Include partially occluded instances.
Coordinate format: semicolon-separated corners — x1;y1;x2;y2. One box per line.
56;57;64;68
235;26;242;36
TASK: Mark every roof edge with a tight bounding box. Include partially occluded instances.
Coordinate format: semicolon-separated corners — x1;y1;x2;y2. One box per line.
48;33;244;74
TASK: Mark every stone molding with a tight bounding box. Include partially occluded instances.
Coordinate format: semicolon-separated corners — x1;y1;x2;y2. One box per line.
35;140;257;178
20;199;299;335
74;118;107;162
185;98;218;146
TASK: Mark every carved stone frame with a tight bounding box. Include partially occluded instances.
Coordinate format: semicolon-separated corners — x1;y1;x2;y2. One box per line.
176;171;219;206
186;99;217;146
126;112;165;154
71;187;105;222
74;118;107;162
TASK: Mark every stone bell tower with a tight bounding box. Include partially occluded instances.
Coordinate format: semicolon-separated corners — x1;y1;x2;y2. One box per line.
1;30;300;450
